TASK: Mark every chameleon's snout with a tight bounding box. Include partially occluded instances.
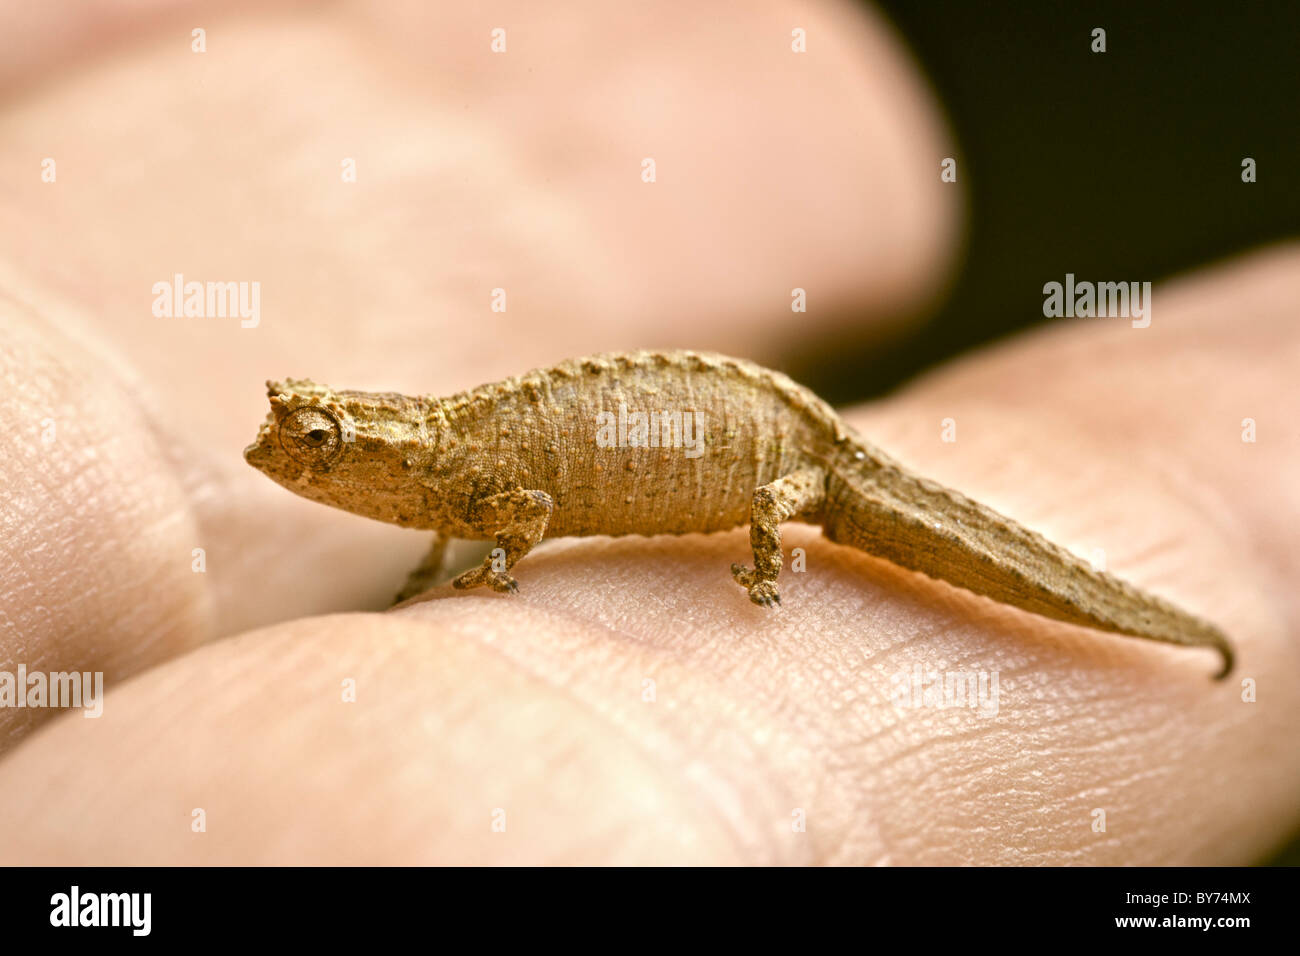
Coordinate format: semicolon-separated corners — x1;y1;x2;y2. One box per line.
243;438;270;470
243;419;277;469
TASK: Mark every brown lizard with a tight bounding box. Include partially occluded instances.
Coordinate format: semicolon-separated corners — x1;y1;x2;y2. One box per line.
243;349;1234;679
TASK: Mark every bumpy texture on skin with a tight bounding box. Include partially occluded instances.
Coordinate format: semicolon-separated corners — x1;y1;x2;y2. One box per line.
244;350;1234;678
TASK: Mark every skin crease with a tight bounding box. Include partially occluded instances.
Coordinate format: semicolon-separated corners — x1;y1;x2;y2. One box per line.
0;1;1295;863
0;247;1297;864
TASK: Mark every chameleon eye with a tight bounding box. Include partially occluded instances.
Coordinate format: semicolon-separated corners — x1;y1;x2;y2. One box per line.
280;407;344;466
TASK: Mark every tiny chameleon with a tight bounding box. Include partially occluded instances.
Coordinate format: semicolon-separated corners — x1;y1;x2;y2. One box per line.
244;349;1233;679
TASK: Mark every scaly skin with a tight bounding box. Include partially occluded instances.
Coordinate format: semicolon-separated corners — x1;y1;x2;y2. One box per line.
244;349;1234;679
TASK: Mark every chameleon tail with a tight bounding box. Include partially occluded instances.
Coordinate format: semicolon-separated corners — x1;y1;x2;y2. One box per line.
820;447;1234;679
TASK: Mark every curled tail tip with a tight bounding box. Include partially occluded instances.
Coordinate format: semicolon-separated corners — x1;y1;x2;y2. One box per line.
1210;631;1235;681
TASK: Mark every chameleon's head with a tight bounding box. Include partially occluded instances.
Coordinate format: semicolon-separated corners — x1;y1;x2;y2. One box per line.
244;379;433;526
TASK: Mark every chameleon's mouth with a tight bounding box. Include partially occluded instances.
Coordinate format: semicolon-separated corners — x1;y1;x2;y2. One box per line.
243;414;278;467
243;438;269;467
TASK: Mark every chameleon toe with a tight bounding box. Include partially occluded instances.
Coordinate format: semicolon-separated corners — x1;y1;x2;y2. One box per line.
731;563;757;588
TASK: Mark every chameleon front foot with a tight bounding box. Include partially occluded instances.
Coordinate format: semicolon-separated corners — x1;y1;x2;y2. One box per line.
730;564;781;607
452;566;519;594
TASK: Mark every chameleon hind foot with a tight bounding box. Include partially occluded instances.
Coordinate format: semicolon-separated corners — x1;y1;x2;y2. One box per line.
453;566;519;594
731;467;823;609
730;564;781;607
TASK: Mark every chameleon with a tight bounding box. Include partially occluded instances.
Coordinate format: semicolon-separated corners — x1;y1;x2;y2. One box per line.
243;349;1234;679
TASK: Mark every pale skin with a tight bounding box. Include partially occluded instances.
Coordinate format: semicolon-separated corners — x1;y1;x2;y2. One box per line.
245;350;1234;679
1;0;1296;865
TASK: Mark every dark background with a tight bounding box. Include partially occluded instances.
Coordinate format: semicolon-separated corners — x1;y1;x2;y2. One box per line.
806;0;1299;863
795;0;1299;405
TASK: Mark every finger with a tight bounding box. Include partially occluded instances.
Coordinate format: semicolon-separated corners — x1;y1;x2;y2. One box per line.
0;297;207;752
0;610;750;865
0;0;218;92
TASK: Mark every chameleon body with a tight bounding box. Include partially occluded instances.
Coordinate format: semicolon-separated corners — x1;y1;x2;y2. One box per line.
244;349;1233;678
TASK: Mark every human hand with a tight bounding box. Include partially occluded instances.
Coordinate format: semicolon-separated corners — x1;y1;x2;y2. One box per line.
1;0;1294;865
